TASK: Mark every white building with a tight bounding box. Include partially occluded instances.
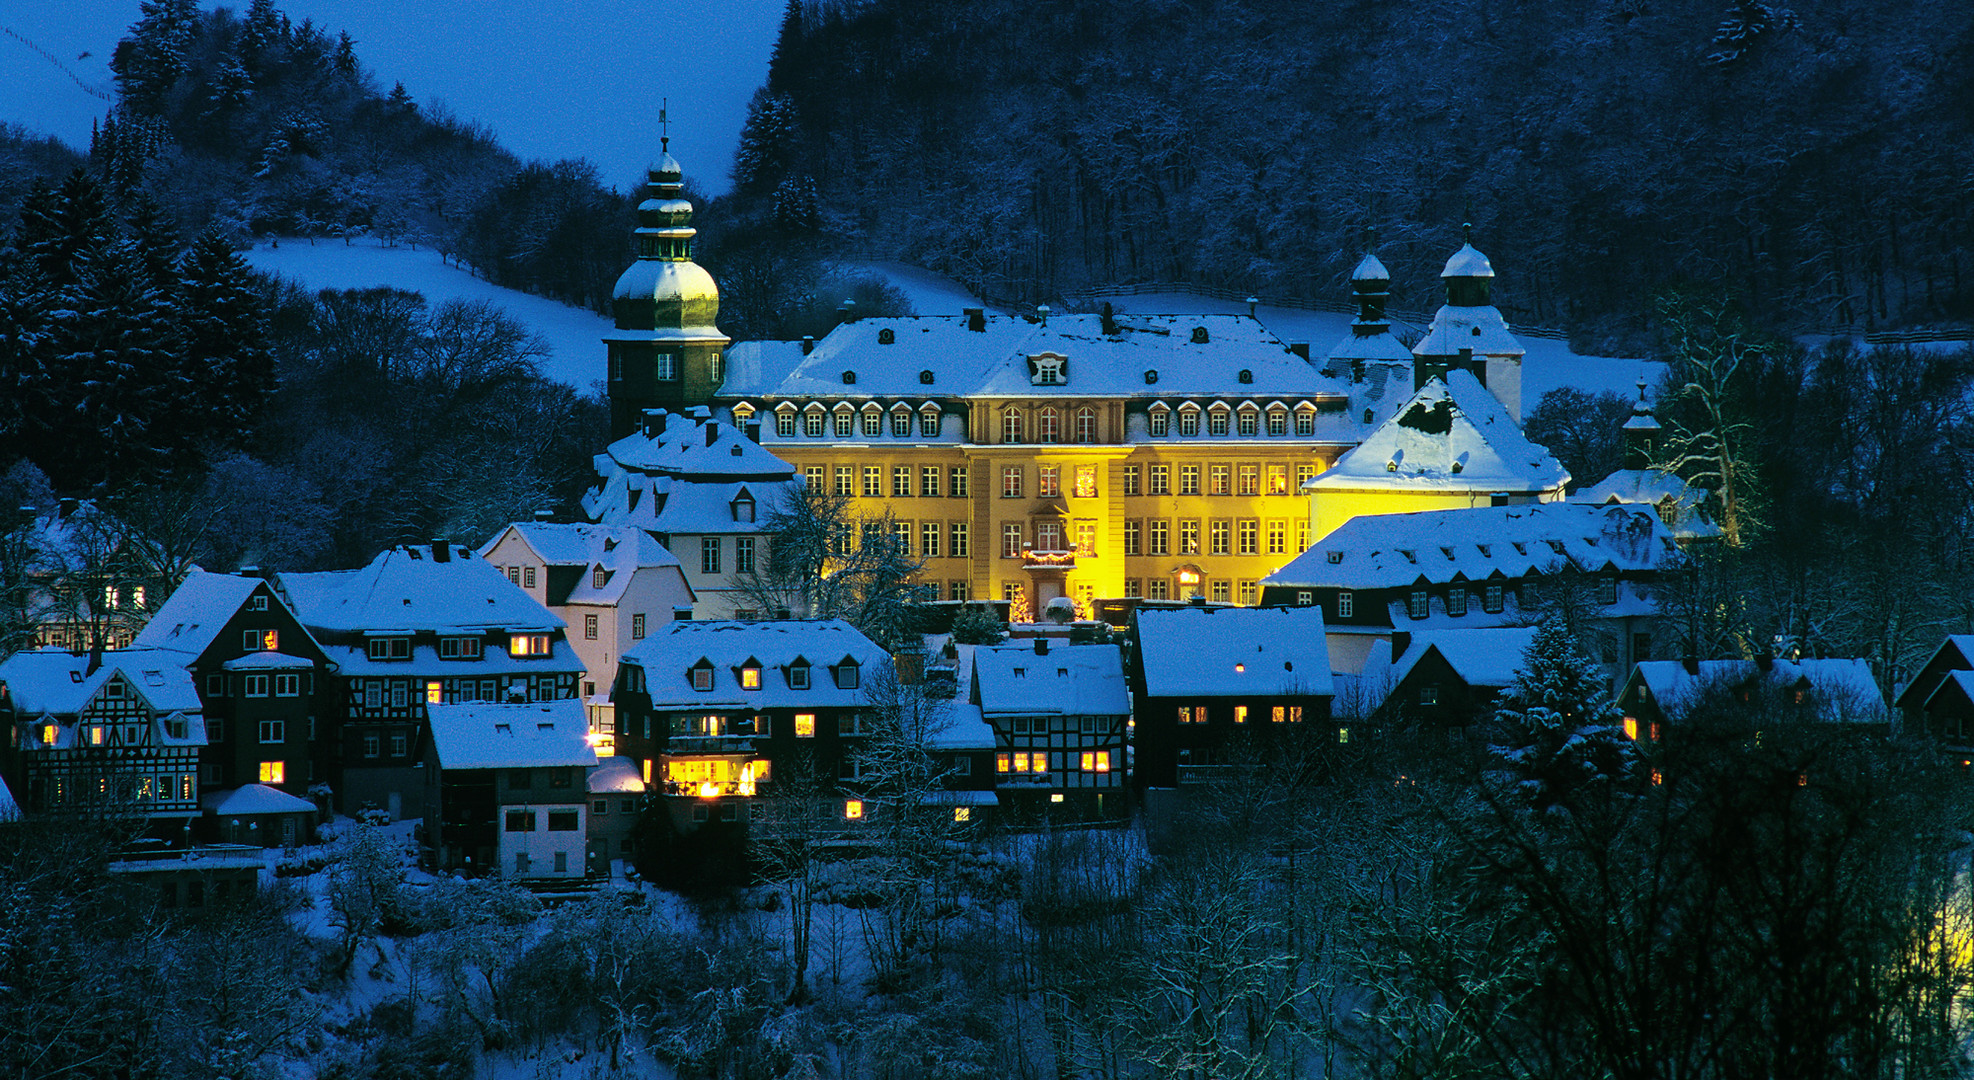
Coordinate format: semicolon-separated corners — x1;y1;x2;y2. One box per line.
425;698;598;880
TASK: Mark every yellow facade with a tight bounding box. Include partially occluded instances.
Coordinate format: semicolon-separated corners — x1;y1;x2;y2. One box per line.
1310;489;1524;545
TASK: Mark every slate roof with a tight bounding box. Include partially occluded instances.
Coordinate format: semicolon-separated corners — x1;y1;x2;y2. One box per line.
1267;503;1678;590
621;619;890;709
1305;371;1565;493
972;643;1131;717
1134;606;1335;699
427;699;600;771
279;544;564;635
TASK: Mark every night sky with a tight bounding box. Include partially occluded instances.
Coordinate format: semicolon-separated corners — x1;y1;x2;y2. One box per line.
0;0;786;194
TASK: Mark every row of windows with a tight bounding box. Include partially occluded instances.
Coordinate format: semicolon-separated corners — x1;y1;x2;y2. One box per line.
771;405;944;440
699;536;756;575
1121;518;1308;558
1121;578;1261;604
1128;462;1317;497
1146;404;1320;439
1178;704;1308;723
504;808;582;832
806;464;971;499
996;750;1113;773
360;731;411;758
205;672;307;698
356;676;569;710
581;613;651;640
39;772;196;805
1007;715;1116;734
605;350;711;383
687;659;861;692
363;635;546;661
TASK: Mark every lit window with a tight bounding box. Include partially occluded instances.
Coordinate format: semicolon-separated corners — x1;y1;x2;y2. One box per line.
996;753;1011;773
242;629;278;652
1623;717;1639;740
509;634;550;657
258;761;285;784
425;680;443;704
1234;705;1248;724
795;713;816;737
1338;727;1350;744
954;807;971;822
844;799;864;820
740;666;762;690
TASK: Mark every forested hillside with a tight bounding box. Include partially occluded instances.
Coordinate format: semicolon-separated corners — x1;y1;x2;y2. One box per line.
723;0;1974;347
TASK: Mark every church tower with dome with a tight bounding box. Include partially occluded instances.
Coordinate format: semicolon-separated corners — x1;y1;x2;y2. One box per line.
605;145;729;439
1409;225;1527;422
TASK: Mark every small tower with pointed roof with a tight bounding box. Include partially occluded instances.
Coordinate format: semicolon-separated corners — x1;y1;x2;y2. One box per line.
1411;224;1527;422
1621;376;1662;470
1324;230;1415;403
605;138;730;439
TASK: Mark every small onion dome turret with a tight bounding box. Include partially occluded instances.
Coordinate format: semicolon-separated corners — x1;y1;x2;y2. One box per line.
1622;377;1662;469
1349;252;1392;328
613;145;721;333
1441;225;1494;307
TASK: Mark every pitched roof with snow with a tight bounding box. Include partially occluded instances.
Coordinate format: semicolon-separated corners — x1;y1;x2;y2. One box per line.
926;701;998;751
722;312;1349;404
1269;502;1677;590
972;643;1130;717
1390;627;1539;689
1412;304;1525;360
588;756;647;794
479;522;687;606
203;783;316;815
1570;469;1721;540
582;411;802;537
427;699;600;771
601;411;794;479
1305;371;1565;493
0;648;204;717
1629;659;1888;725
1897;636;1974;708
621;619;891;709
279;544;564;636
132;570;272;658
222;650;316;670
1134;606;1335;699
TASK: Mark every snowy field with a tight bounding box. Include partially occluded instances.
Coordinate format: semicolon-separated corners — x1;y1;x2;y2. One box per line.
247;239;1658;402
247;238;615;393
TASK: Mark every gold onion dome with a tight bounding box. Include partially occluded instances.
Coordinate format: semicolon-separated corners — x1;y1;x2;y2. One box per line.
613;143;720;331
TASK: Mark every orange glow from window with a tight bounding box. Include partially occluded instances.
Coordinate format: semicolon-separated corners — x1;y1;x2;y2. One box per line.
954;807;971;822
426;681;443;704
844;799;863;820
1623;717;1638;740
794;713;815;737
259;761;285;784
996;753;1010;773
697;782;719;799
740;668;761;690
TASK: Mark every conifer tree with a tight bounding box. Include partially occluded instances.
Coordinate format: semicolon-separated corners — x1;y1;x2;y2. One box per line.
39;239;183;488
1490;612;1635;813
178;229;274;452
18;170;113;290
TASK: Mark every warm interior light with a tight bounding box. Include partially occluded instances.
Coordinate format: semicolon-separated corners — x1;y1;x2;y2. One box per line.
845;799;864;820
1050;793;1065;803
697;782;719;799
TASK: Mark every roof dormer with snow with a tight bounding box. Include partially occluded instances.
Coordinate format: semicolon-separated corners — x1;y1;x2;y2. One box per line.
582;408;802;544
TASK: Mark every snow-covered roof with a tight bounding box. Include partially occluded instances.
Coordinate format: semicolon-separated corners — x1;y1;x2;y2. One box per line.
1570;470;1721;541
480;522;686;606
428;699;600;771
926;701;997;751
1305;371;1564;493
134;570;297;660
222;650;315;671
588;755;647;794
972;643;1130;716
601;411;793;479
1134;606;1335;698
621;619;890;709
1629;659;1888;725
279;544;565;636
0;648;203;717
1352;253;1391;281
1268;502;1679;590
323;636;583;678
0;773;16;820
202;783;315;816
1327;323;1416;364
1391;627;1538;689
1897;636;1974;709
1442;243;1495;278
721;312;1347;403
1929;669;1974;711
1412;304;1525;360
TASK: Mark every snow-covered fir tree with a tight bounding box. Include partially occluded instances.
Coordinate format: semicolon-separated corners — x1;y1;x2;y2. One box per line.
1490;611;1636;813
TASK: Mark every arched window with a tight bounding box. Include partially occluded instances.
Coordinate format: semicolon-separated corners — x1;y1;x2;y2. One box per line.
919;408;940;438
1075;407;1097;443
1039;407;1060;444
1002;406;1024;444
1179;408;1200;437
890;409;911;437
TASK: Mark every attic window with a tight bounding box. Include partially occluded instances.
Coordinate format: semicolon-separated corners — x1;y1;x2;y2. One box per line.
834;658;861;690
69;670;83;683
593;567;607;589
1238;369;1253;384
787;660;811;690
1363;408;1374;424
249;595;268;611
731;491;756;523
1030;354;1067;386
1386;459;1398;473
1191;326;1210;344
842;370;857;385
690;660;715;692
1144;369;1159;385
878;328;896;344
919;369;935;384
1326;551;1343;564
739;660;762;690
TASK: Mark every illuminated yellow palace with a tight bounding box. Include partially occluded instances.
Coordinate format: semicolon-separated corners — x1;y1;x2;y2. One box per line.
600;149;1560;617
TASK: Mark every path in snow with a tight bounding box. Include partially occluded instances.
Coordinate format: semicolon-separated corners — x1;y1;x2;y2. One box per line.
247;238;614;393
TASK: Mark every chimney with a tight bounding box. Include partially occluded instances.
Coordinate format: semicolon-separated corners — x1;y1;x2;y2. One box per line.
1287;342;1310;361
1037;304;1050;327
1034;637;1049;656
801;336;815;355
774;607;792;620
705;420;718;447
672;605;693;622
964;307;986;333
532;508;554;521
1391;630;1412;660
1246;295;1259;318
641;408;665;439
1682;656;1700;676
430;540;450;563
743;420;762;443
1100;302;1117;335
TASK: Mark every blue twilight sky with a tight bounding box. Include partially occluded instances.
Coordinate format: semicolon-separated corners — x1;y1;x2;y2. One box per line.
0;0;787;195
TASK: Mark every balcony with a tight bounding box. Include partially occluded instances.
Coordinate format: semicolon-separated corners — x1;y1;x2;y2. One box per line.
1021;546;1077;572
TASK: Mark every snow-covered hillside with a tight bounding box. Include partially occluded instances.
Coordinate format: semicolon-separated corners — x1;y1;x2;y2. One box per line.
247;240;1654;402
247;238;615;392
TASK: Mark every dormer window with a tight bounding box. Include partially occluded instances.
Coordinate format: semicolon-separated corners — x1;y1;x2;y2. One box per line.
1267;409;1287;436
1237;408;1258;435
862;408;882;437
593;566;607;589
1148;405;1170;437
890;409;912;437
1207;406;1231;436
690;659;715;692
804;408;825;437
509;634;551;658
1029;353;1067;386
776;411;797;437
834;658;861;690
368;637;410;661
731;489;756;523
1178;406;1200;437
919;406;940;437
788;659;811;690
438;636;482;659
738;659;763;690
833;408;853;438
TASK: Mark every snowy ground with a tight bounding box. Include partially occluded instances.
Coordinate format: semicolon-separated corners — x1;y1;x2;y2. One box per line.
246;238;615;394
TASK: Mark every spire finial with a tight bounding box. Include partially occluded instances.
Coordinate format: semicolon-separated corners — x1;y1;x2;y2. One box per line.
659;98;669;152
1636;375;1649;402
1462;220;1473;245
1362;224;1377;251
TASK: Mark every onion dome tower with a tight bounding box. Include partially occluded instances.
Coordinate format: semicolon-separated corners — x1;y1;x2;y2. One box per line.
1621;376;1662;469
1323;230;1414;400
605;141;730;440
1410;224;1527;421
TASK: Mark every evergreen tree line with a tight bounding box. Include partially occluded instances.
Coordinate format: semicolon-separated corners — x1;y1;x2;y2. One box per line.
88;0;633;313
724;0;1974;349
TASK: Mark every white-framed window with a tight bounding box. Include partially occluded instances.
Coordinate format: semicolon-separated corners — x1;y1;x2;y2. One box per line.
1237;410;1258;436
244;674;270;697
259;719;285;744
702;537;721;574
1338;591;1354;618
951;466;968;497
835;661;861;690
655;352;677;380
1003;523;1023;558
1149;409;1170;437
736;537;755;574
862;410;883;437
777;412;797;437
509;634;551;657
439;636;482;659
920;409;940;438
1484;583;1506;613
274;672;300;696
364;733;380;757
585;614;599;639
834;410;854;438
1002;407;1023;444
951;523;969;557
923;522;941;558
1408;589;1430;619
1039;407;1060;443
691;664;714;691
805;411;825;437
248;594;268;611
863;466;882;497
1179;409;1200;436
632;613;646;639
1448;588;1468;617
790;663;811;690
891;410;912;437
1267;410;1287;436
242;629;277;652
1075;407;1096;443
1002;466;1023;498
921;466;941;497
1295;409;1316;436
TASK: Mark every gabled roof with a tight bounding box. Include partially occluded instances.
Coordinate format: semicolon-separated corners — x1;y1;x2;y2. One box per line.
279;544;564;636
1134;606;1334;698
133;570;291;659
1390;627;1539;690
1414;305;1523;359
1570;469;1721;541
0;648;203;716
589;756;647;794
1627;659;1888;725
722;313;1347;402
479;522;688;605
972;643;1130;717
1894;635;1974;708
600;410;794;480
1267;503;1678;590
621;619;890;709
203;783;315;815
427;699;599;771
1305;371;1565;493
